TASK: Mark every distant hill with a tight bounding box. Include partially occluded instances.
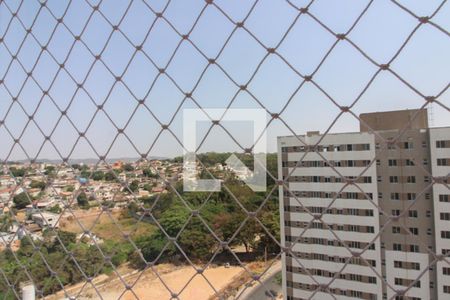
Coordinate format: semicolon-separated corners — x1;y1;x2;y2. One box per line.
4;157;169;164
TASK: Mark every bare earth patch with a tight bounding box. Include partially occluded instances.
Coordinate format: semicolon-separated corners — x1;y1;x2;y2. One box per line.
52;264;244;300
120;266;243;300
59;208;156;241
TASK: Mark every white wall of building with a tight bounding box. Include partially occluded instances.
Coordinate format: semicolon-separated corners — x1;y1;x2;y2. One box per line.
429;127;450;299
278;132;382;299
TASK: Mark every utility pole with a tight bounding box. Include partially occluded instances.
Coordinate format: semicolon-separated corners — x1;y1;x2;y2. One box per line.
20;282;35;300
264;246;267;266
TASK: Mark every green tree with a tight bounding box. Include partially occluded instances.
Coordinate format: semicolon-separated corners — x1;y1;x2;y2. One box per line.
212;212;237;242
142;168;155;178
57;231;76;247
13;192;31;209
71;164;81;170
92;171;104;181
48;204;61;214
41;276;62;295
235;218;259;253
128;201;139;213
179;218;216;259
17;235;36;256
123;164;134;172
128;180;139;193
101;240;133;267
44;165;56;175
158;205;189;237
80;170;91;178
131;233;172;268
65;185;75;192
0;214;13;232
77;192;89;209
265;153;278;186
256;210;280;253
30;180;46;190
0;229;114;297
9;167;25;177
71;244;105;277
143;183;153;192
104;172;116;181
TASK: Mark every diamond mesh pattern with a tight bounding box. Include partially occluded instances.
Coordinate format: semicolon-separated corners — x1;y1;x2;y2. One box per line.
0;0;449;299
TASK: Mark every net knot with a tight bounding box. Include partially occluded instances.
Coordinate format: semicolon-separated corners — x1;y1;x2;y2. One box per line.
418;16;429;24
336;33;346;40
380;64;390;70
425;96;435;103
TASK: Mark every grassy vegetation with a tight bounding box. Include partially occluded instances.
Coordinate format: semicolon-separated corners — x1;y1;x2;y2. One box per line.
0;231;134;297
60;211;157;242
1;152;280;297
274;272;282;285
91;216;157;241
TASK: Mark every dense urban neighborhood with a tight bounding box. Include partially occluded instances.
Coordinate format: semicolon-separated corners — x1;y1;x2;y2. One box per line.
0;0;448;298
0;154;280;298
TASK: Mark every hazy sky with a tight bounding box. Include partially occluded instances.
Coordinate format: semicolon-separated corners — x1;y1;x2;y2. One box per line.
0;0;449;161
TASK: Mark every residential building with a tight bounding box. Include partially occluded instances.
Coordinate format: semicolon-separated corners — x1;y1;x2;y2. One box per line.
278;109;450;300
31;212;60;228
429;127;450;299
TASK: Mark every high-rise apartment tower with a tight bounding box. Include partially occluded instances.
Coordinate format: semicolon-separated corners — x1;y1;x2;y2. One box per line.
278;109;450;300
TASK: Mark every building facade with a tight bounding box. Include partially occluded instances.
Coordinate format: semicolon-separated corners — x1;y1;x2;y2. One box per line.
278;109;450;300
429;127;450;299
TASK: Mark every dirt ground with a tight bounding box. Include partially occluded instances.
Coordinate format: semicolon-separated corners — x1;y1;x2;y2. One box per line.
57;264;244;300
51;208;268;299
59;208;156;241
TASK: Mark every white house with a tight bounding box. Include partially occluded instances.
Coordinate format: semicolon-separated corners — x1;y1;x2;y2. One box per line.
31;212;59;228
